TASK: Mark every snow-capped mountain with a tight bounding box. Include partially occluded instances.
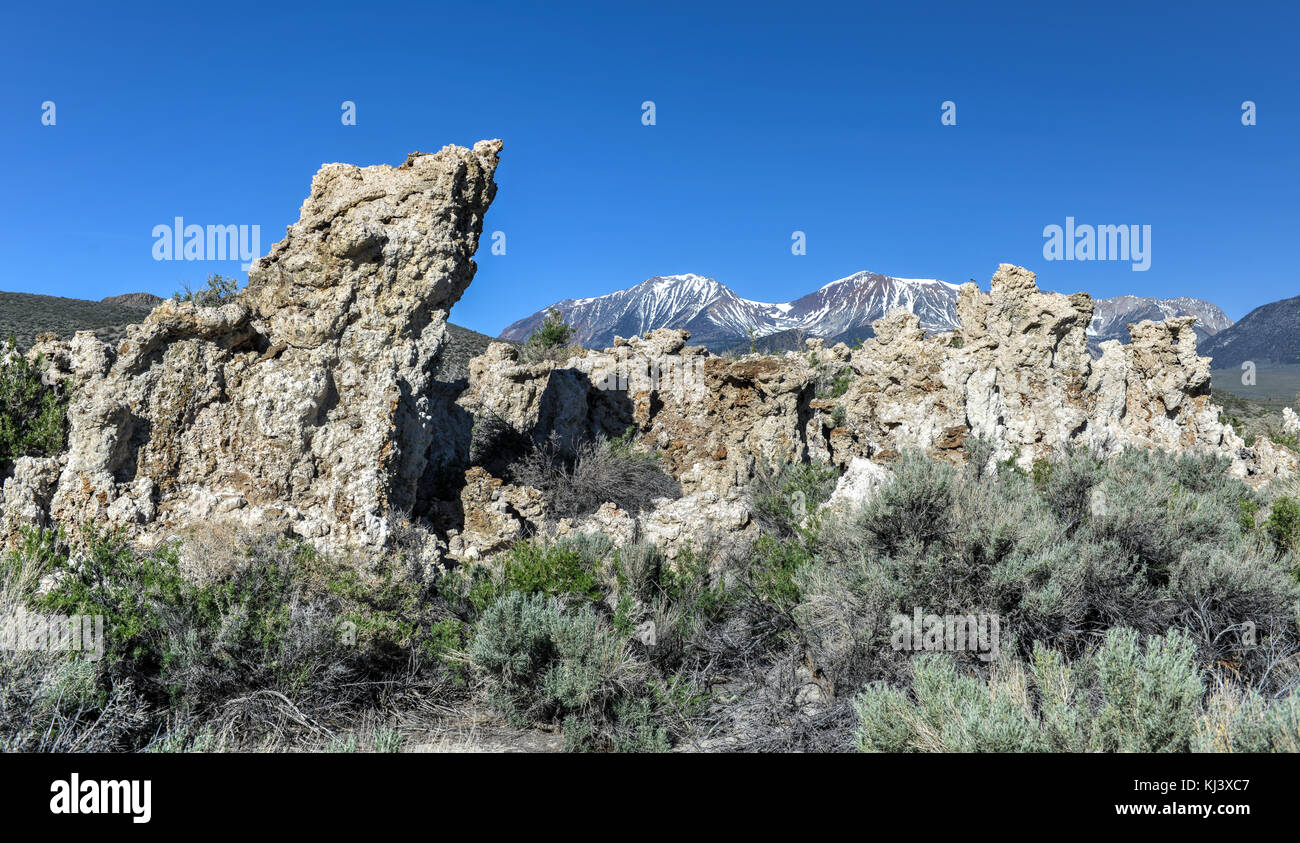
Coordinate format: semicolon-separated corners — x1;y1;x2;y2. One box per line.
780;272;962;343
1087;295;1232;352
500;274;1233;354
499;272;964;350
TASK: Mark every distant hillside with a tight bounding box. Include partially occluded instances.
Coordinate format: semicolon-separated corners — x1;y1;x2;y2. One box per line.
436;322;517;381
1200;294;1300;368
0;291;156;351
101;292;164;310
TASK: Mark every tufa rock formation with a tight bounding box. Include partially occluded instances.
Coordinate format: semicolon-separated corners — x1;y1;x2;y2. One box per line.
1;146;1294;565
446;264;1294;559
7;141;501;552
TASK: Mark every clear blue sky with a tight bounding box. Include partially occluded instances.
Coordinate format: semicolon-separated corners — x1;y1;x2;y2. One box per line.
2;0;1296;335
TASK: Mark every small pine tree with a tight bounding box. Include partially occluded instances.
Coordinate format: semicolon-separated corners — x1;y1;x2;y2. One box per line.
531;308;574;348
521;308;576;363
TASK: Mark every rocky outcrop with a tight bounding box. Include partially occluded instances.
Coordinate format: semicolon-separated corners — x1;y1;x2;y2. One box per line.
459;329;814;498
20;141;502;552
3;166;1292;568
823;457;893;515
0;457;62;542
1285;407;1300;438
447;466;546;561
458;263;1284;542
832;266;1240;470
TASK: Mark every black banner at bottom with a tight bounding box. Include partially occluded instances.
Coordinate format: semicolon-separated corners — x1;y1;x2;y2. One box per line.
0;751;1285;831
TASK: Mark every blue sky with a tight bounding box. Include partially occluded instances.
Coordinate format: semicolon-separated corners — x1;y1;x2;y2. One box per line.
2;0;1296;335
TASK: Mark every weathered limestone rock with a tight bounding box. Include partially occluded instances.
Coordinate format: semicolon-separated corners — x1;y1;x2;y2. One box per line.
834;265;1250;472
823;457;893;515
637;491;753;558
1250;438;1299;481
457;263;1284;553
8;198;1294;571
538;492;752;561
459;328;815;499
0;457;63;541
449;466;545;560
833;266;1093;466
1284;407;1300;438
37;141;502;551
461;342;594;452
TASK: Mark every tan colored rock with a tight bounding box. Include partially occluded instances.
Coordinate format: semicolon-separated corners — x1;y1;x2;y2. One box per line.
832;265;1253;473
0;457;63;541
637;491;753;559
459;328;812;498
38;141;502;552
450;466;544;561
452;263;1287;560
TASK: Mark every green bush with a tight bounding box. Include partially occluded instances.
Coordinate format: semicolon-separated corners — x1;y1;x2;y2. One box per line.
30;529;361;708
1195;688;1300;752
746;534;811;617
1092;627;1204;752
852;628;1269;753
855;452;957;553
173;273;240;307
2;526;466;749
1265;496;1300;557
0;340;69;465
468;591;667;751
498;539;604;602
815;366;853;399
789;447;1300;700
749;459;839;539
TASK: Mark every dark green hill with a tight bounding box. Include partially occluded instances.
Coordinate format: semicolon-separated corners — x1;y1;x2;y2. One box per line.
1201;294;1300;368
0;291;156;351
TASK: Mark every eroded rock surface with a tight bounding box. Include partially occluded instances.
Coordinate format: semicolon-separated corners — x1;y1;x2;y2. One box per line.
448;264;1289;561
3;177;1294;566
15;141;501;551
832;266;1241;469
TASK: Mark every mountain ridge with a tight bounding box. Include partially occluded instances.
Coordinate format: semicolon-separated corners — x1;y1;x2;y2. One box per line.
501;273;1234;353
500;272;966;350
1200;294;1300;368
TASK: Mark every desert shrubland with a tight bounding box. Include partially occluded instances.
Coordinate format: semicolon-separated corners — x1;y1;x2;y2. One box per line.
3;436;1298;752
